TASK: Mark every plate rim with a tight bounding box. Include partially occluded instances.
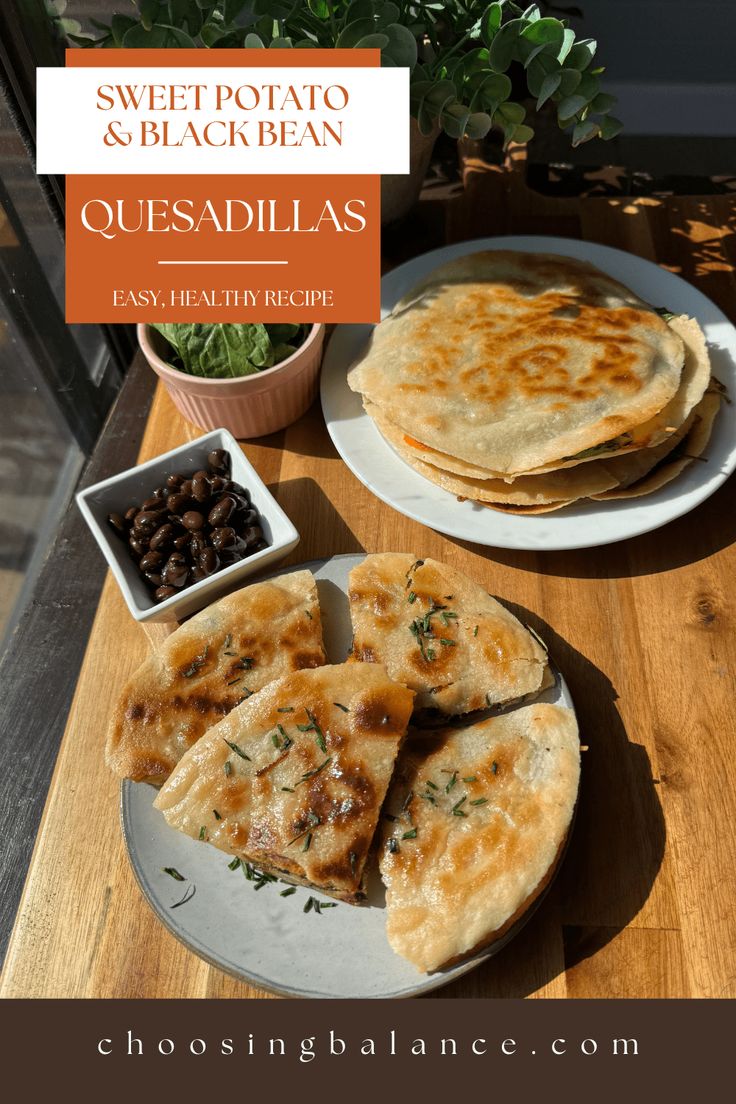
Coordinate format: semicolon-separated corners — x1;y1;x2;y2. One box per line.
320;234;736;552
120;552;578;999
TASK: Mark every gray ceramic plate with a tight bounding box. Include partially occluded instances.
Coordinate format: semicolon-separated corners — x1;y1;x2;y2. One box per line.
122;554;576;998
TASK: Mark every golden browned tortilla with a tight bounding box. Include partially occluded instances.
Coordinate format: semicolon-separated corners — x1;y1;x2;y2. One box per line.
347;553;548;713
348;251;686;474
379;704;580;972
106;570;326;784
154;663;415;903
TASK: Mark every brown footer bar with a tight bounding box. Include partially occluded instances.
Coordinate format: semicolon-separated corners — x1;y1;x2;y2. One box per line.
0;999;728;1100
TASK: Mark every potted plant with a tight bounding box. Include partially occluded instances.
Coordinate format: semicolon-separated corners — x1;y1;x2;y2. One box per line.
138;320;326;438
73;2;621;221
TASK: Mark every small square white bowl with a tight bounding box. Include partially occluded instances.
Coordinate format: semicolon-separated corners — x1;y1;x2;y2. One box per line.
76;428;300;624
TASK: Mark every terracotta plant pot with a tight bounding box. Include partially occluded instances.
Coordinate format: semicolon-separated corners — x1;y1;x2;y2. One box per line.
138;323;325;439
381;118;439;225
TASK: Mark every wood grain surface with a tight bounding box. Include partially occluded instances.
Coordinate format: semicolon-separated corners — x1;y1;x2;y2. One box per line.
2;155;736;999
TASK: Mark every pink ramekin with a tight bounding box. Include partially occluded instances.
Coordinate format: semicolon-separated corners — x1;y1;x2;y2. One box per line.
137;322;325;439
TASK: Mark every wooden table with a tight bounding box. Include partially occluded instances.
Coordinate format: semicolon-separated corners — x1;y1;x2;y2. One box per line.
3;153;736;999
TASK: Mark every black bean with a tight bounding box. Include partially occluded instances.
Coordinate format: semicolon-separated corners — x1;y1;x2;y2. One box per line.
139;550;163;572
207;448;229;473
124;506;138;524
192;474;210;502
173;532;191;551
107;512;126;536
133;510;162;537
142;494;163;510
199;547;219;575
154;585;177;602
166;473;184;490
208;496;235;528
149;523;174;551
211;526;236;551
144;571;162;587
128;535;147;557
182;510;205;531
161;554;188;588
180;479;194;497
189;533;207;559
166;492;191;514
243;524;263;547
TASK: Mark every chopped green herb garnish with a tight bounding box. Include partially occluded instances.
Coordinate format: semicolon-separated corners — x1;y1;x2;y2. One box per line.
440;638;457;647
492;761;498;775
237;690;254;702
223;634;232;650
420;792;437;805
349;850;357;876
402;828;418;840
462;775;477;783
198;826;206;840
171;884;196;909
426;780;438;790
162;867;185;881
305;609;313;620
272;732;281;748
224;739;251;761
281;786;295;793
280;886;297;897
473;625;479;637
296;757;332;785
224;760;232;777
470;797;488;806
213;809;221;820
440;611;458;626
333;702;350;713
388;837;399;853
228;857;241;871
243;862;254;880
319;902;338;910
302;832;313;852
277;706;294;713
227;677;242;686
303;896;314;914
288;810;321;845
253;877;269;890
452;795;467;813
445;771;458;793
234;656;254;671
408;591;417;604
182;646;209;678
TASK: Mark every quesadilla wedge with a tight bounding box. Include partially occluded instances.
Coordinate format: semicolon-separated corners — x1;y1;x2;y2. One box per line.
347;554;548;713
107;570;326;784
154;663;415;903
348;251;686;475
379;704;580;972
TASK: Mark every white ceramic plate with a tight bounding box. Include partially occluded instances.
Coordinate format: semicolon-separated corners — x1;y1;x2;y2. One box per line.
320;235;736;551
122;553;576;999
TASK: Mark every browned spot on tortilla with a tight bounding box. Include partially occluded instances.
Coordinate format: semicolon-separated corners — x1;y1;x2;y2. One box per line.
126;703;145;721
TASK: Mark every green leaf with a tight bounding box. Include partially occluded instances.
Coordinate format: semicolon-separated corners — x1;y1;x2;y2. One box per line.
511;123;535;143
521;17;564;51
488;18;525;73
557;26;575;64
591;92;617;114
269;36;294;47
522;4;542;21
439;102;471;139
463;111;493;139
475;72;512;111
151;323;277;377
308;0;331;17
572;119;600;146
139;0;161;33
336;18;377;48
496;100;526;125
376;2;400;27
122;23;196;47
356;32;389;48
244;32;264;46
599;114;623;140
536;71;561;110
382;23;418;68
110;15;136;46
566;37;597;71
557;67;582;97
480;2;503;48
557;93;588;121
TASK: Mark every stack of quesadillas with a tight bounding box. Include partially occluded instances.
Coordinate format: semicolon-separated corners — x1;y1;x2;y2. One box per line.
347;251;722;513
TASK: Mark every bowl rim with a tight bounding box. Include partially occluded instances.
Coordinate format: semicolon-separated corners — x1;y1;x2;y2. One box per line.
76;427;300;623
137;321;325;388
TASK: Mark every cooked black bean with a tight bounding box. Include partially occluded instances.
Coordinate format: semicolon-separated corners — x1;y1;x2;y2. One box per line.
182;510;205;531
192;474;210;502
107;512;126;536
139;550;163;572
207;448;228;472
109;450;268;603
199;547;219;575
154;585;177;601
208;496;235;527
149;523;174;551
